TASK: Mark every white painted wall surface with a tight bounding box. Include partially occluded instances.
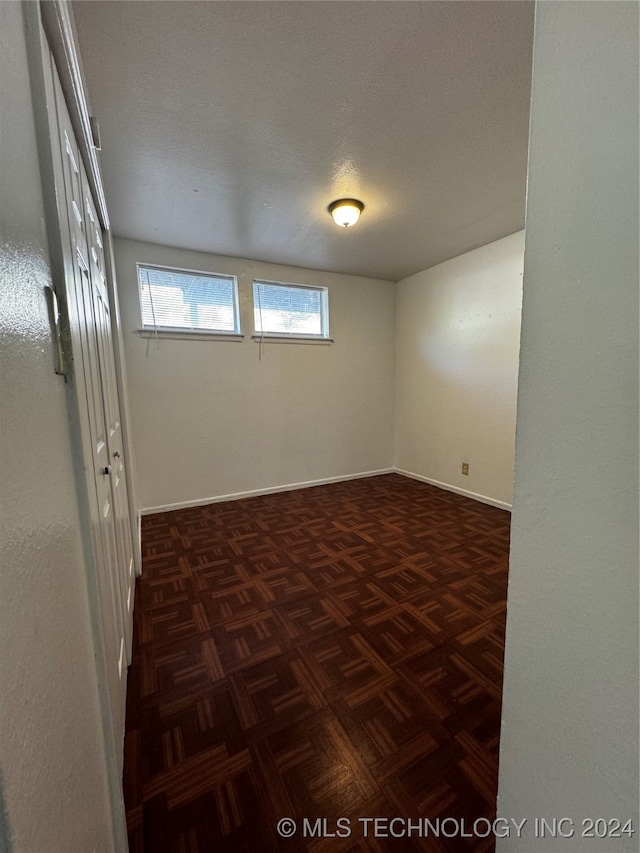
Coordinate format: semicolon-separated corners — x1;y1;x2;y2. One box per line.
394;231;523;508
0;3;116;851
497;2;639;849
114;238;396;510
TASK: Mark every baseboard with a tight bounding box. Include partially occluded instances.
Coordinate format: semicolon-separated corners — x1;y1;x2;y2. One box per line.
140;467;512;516
135;510;142;577
140;468;395;515
394;468;512;511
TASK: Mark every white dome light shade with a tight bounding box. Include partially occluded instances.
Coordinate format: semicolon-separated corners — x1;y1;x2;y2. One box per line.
328;198;364;227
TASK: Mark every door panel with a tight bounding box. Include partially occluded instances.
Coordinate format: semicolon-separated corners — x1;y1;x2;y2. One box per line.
83;178;135;662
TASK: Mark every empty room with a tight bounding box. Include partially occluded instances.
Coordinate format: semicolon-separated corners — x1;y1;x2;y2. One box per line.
1;2;638;853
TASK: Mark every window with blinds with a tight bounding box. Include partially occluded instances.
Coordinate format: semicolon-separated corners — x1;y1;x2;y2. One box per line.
137;264;240;334
253;280;329;338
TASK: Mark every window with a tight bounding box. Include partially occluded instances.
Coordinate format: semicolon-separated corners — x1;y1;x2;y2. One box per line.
253;280;329;338
137;264;240;335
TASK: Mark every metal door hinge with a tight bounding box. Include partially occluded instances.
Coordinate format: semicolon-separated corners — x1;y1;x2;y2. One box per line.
44;285;67;377
90;115;101;150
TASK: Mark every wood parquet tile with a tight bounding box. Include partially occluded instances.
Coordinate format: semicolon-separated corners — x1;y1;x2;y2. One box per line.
126;474;510;852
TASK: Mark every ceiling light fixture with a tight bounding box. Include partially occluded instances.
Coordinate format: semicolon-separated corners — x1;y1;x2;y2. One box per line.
328;198;364;228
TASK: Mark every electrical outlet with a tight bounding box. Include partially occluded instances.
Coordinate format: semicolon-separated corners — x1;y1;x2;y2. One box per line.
461;462;469;475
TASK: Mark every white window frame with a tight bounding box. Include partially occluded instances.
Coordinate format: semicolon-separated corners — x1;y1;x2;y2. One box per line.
136;262;242;340
252;279;332;343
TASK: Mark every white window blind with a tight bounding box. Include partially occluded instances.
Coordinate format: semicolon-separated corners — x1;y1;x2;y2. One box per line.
253;280;329;337
137;264;240;334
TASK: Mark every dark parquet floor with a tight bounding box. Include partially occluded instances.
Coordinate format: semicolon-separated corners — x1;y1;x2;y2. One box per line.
125;474;510;853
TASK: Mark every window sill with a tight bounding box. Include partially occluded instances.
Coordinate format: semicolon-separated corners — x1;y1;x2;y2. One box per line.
251;334;333;345
138;329;244;342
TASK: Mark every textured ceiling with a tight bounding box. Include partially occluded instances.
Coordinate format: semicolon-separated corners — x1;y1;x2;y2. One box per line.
73;1;534;281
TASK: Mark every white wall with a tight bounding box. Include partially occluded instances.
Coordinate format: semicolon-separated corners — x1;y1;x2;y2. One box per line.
497;2;639;849
0;3;116;850
114;238;396;510
394;231;523;508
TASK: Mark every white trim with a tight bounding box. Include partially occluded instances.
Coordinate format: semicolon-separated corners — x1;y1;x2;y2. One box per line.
141;468;394;515
117;638;125;680
141;468;512;516
394;468;512;511
250;334;333;345
39;0;110;229
136;510;142;577
136;260;238;279
252;278;327;292
139;329;244;342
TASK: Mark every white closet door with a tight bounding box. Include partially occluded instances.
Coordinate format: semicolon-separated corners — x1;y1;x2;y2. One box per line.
50;54;128;753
